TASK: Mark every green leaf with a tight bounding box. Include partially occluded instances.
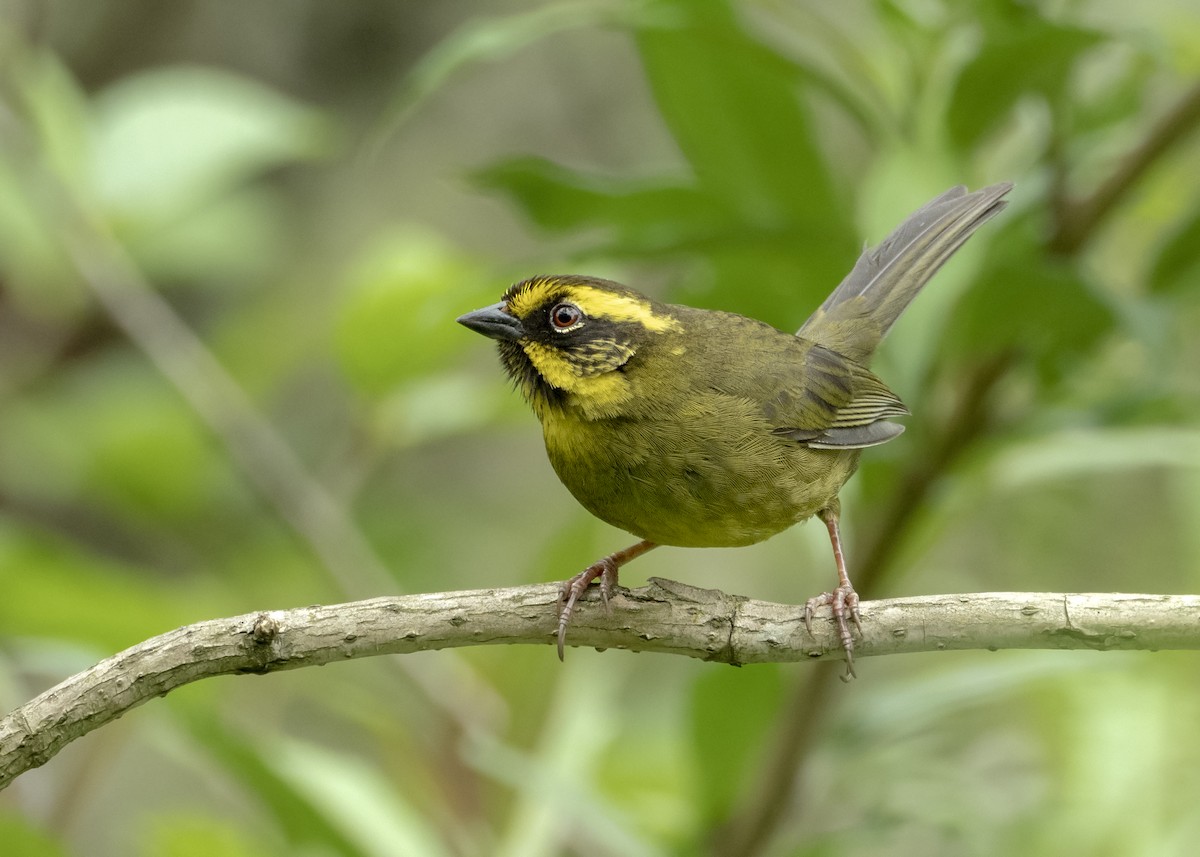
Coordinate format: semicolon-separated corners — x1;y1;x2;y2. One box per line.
689;664;783;823
131;185;291;288
980;427;1200;492
0;45;92;318
636;0;843;231
91;66;332;224
479;1;863;325
1149;202;1200;296
477;152;862;332
179;708;373;857
266;738;454;857
0;813;68;857
143;815;263;857
475;156;731;252
0;160;86;319
335;229;487;395
0;522;204;651
942;217;1116;382
948;16;1105;149
367;0;651;153
682;237;856;332
8;45;93;189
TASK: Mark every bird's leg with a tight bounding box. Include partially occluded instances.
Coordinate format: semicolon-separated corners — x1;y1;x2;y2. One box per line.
804;506;862;679
557;540;656;660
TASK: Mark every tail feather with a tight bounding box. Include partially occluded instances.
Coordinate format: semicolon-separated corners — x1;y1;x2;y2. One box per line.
798;182;1012;364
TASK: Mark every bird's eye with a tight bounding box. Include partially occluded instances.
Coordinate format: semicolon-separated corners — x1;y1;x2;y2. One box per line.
549;302;583;331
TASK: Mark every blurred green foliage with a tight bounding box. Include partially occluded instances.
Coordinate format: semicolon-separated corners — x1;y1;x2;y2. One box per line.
1;1;1199;856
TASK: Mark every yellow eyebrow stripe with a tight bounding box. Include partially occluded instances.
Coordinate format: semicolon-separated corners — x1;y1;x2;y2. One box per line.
504;276;682;332
564;287;681;332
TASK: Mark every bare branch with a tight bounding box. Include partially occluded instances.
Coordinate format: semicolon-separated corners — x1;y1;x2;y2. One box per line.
3;582;1198;791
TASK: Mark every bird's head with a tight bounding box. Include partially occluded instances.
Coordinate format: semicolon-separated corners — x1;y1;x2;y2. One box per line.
457;275;680;418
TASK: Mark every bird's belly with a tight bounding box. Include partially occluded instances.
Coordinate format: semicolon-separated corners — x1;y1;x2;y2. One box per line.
543;414;859;548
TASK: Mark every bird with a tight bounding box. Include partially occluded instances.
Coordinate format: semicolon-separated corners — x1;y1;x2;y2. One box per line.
457;182;1012;675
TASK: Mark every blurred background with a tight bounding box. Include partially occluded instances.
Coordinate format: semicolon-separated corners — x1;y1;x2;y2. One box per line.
1;0;1199;855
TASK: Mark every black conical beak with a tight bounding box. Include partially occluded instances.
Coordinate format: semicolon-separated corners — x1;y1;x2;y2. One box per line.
457;302;525;341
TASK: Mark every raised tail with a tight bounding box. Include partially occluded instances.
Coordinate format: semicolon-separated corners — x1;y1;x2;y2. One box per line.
797;182;1012;365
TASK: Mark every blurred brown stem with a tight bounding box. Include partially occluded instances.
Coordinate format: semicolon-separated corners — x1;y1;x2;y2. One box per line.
1048;80;1200;254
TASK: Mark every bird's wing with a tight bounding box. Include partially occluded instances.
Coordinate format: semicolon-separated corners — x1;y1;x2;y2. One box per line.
765;344;910;450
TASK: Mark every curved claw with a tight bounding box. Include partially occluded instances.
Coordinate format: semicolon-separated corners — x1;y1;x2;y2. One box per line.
556;583;582;660
556;576;588;660
555;558;614;660
553;540;657;660
805;584;862;680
